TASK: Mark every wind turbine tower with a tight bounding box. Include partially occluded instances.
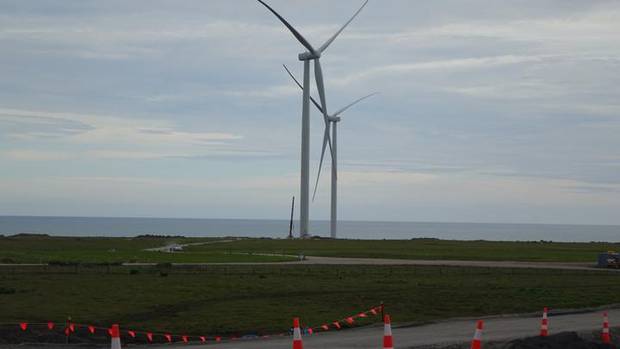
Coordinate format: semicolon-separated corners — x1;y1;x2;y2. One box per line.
257;0;369;238
283;65;376;239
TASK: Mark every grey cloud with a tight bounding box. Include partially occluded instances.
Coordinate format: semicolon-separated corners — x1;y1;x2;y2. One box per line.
0;112;94;139
564;184;620;195
1;0;620;223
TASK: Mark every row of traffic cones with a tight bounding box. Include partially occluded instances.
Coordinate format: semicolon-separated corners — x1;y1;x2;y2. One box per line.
293;308;612;349
473;308;613;348
540;307;612;344
290;314;395;349
103;308;613;348
103;316;392;349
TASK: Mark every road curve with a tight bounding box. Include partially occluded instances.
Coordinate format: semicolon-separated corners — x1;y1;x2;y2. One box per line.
143;239;238;252
153;307;620;349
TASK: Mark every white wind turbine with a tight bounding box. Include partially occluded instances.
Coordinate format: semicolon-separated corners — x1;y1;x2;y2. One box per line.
284;65;377;239
256;0;369;238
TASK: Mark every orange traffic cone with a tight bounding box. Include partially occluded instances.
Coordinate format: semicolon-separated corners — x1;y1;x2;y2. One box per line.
602;312;611;344
292;318;303;349
383;314;394;349
540;307;549;337
470;320;483;349
110;324;121;349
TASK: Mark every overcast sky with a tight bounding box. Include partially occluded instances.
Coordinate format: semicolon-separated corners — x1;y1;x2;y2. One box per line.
1;0;619;225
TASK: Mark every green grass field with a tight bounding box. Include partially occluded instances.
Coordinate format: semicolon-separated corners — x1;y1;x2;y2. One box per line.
185;238;620;263
1;235;618;264
0;265;619;336
0;235;294;264
2;236;619;341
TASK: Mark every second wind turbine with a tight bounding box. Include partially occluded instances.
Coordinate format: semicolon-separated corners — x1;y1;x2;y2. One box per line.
284;65;376;239
256;0;369;238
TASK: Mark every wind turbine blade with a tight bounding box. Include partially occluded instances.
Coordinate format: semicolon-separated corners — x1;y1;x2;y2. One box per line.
312;125;331;202
314;59;334;162
257;0;316;54
283;64;303;89
333;92;378;117
283;64;323;114
313;59;328;116
318;0;369;53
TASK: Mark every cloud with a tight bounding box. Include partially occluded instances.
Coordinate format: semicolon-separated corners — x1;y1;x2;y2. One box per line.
331;55;549;86
418;10;620;46
0;108;246;160
0;13;295;61
344;5;620;53
1;149;73;161
89;149;281;160
339;170;435;186
564;184;620;195
443;79;566;100
541;103;620;118
1;1;620;224
0;110;94;139
145;84;299;103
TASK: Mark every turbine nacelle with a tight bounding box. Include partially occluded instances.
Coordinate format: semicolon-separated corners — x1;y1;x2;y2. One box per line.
298;51;320;61
328;116;341;123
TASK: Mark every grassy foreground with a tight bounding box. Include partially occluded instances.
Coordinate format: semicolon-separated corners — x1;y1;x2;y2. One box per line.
186;238;619;263
1;265;619;336
1;235;619;264
0;235;294;264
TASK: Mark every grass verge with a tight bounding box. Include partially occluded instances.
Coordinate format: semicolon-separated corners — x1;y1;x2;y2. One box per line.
0;235;294;264
185;238;620;263
1;265;619;337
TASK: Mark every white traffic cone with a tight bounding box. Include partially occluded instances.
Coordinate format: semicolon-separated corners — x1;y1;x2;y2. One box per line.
383;314;394;349
110;324;121;349
540;307;549;337
470;320;483;349
602;312;611;344
293;318;303;349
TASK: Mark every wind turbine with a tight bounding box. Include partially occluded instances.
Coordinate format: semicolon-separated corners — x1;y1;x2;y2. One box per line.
284;65;377;239
256;0;369;238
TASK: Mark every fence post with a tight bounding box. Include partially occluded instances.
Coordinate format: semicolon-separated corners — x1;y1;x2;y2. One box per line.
380;301;385;320
65;316;71;344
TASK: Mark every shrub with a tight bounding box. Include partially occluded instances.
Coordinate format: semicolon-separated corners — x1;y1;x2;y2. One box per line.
0;287;16;294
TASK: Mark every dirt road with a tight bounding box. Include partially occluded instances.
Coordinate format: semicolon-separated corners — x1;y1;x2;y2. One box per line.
152;308;619;349
1;256;615;273
117;256;617;273
143;239;237;252
300;256;602;270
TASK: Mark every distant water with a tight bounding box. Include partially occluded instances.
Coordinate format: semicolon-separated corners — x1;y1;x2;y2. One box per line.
0;216;618;242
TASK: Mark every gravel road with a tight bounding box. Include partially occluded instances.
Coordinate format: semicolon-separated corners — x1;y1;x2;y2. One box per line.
298;257;608;271
151;308;619;349
5;257;615;272
1;308;617;349
117;256;618;273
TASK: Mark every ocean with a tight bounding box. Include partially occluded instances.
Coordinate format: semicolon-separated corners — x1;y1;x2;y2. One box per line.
0;216;618;242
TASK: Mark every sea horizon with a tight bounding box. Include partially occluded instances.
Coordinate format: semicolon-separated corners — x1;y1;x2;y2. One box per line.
1;215;619;243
